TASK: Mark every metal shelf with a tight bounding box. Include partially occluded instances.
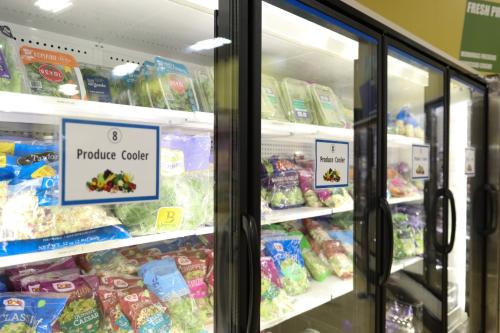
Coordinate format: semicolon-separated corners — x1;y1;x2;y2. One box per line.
0;226;213;268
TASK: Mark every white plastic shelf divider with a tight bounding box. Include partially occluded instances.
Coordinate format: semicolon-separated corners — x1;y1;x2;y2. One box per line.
387;134;425;147
0;91;214;130
0;226;213;268
262;205;353;225
260;276;353;330
388;194;424;205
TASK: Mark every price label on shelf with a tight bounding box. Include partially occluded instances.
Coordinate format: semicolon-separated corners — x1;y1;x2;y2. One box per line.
411;144;430;180
61;118;159;206
314;139;349;189
465;147;476;176
156;207;183;231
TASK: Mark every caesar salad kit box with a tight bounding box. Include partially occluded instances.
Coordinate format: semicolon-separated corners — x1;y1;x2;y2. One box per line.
193;66;214;113
281;77;316;124
155;56;200;111
261;74;288;121
0;26;26;94
19;45;86;99
79;63;113;103
310;83;346;127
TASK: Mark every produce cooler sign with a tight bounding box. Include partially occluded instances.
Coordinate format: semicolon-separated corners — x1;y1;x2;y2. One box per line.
411;144;430;180
314;139;349;189
61;119;159;205
465;147;476;176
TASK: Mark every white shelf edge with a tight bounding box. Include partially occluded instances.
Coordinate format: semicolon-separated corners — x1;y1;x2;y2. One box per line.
388;194;424;205
0;91;214;129
391;256;423;274
387;134;425;146
0;226;214;268
262;205;352;225
261;276;352;330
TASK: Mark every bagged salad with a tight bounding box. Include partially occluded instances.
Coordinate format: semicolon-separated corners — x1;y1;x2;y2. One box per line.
115;134;213;235
20;46;85;99
193;67;214;113
79;63;112;103
31;275;102;333
0;293;67;333
261;157;305;209
0;26;25;93
155;57;199;111
304;219;353;279
261;74;288;121
263;236;309;296
97;287;133;333
281;78;315;124
310;83;346;127
118;286;171;333
139;258;207;333
260;256;292;321
133;62;153;107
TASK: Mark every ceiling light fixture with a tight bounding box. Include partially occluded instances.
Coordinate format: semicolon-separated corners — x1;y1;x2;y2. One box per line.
34;0;73;13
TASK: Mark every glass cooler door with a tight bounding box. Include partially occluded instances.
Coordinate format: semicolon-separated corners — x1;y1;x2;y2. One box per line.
0;1;219;332
384;45;447;332
447;77;487;333
259;1;379;332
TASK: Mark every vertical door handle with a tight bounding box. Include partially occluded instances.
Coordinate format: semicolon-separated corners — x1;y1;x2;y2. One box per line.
379;197;393;285
445;189;457;254
242;215;259;333
432;189;447;254
483;184;498;235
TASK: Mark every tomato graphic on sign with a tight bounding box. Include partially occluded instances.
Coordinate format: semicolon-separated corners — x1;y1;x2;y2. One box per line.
168;75;186;94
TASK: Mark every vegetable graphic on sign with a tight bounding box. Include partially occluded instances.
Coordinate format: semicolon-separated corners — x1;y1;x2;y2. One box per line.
323;168;341;183
86;169;136;193
416;165;425;175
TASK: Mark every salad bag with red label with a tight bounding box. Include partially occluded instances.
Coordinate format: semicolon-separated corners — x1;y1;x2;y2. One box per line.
154;57;199;112
19;46;86;99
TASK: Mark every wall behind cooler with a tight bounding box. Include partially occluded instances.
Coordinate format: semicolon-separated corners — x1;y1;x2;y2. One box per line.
354;0;500;60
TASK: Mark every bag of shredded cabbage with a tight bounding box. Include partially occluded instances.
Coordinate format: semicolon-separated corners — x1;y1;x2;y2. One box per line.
0;293;67;333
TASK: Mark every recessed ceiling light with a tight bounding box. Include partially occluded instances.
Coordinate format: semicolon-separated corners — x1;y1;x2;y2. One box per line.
189;37;231;52
34;0;73;14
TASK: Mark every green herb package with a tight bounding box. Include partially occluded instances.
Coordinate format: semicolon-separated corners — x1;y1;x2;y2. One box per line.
154;57;200;111
281;78;316;124
193;67;214;113
261;74;288;121
310;83;346;127
142;61;167;109
19;46;85;99
0;26;25;93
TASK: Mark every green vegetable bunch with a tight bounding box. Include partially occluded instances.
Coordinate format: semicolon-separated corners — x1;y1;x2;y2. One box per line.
0;322;36;333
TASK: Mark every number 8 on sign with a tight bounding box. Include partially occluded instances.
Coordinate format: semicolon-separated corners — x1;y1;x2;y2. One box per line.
107;127;122;144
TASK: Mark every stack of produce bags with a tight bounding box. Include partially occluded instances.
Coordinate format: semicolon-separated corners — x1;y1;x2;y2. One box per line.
0;234;215;332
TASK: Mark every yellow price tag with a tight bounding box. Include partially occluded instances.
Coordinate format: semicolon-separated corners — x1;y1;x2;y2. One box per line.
156;207;183;231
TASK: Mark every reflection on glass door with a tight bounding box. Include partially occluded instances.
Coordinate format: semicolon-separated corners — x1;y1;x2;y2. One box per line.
259;1;378;332
448;78;486;332
385;47;445;333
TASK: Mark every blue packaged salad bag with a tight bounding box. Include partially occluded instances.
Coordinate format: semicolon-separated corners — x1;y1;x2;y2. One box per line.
0;293;67;333
264;236;309;296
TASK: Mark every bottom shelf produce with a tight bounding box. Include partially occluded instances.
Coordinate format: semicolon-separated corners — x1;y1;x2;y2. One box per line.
0;234;215;333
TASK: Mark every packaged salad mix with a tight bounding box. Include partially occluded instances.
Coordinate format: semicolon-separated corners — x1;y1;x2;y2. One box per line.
281;78;316;124
310;83;346;127
261;74;288;121
155;57;199;112
79;64;112;103
0;26;25;93
0;293;67;333
19;46;85;99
